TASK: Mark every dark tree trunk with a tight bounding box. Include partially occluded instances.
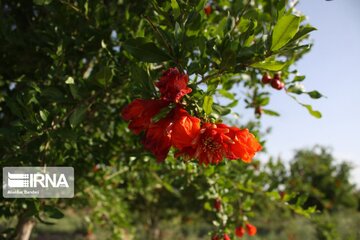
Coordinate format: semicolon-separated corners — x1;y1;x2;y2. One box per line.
14;216;35;240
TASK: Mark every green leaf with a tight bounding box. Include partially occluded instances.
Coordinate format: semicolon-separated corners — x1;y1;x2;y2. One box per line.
23;202;40;219
151;172;181;198
6;98;23;118
296;194;308;206
206;80;219;95
289;95;322;118
291;26;317;43
174;22;181;40
293;75;305;82
101;40;107;49
42;87;65;102
238;18;251;32
242;198;255;211
263;109;280;116
69;85;81;100
213;103;231;116
171;0;181;19
43;205;64;219
224;15;235;34
204;166;215;176
291;205;315;219
259;97;270;106
237;182;254;193
271;14;301;51
131;65;148;83
203;202;212;211
226;100;238;108
123;38;172;63
251;60;286;71
276;0;286;17
95;66;113;87
65;76;74;85
203;96;213;115
221;49;237;69
186;11;201;31
302;104;322;118
69;105;87;128
266;191;281;200
195;0;207;11
39;110;49;122
287;85;303;94
307;90;323;99
29;82;41;93
218;89;235;100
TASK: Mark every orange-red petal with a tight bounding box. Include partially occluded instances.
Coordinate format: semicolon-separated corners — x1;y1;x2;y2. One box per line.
121;99;169;134
235;226;245;238
227;128;262;163
171;108;201;150
245;223;257;236
142;117;172;162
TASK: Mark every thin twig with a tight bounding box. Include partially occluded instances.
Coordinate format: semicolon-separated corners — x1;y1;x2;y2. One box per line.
144;16;185;71
144;16;174;57
198;70;224;84
59;0;89;20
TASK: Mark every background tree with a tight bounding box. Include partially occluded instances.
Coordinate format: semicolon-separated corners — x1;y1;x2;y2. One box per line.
259;146;359;240
287;146;357;211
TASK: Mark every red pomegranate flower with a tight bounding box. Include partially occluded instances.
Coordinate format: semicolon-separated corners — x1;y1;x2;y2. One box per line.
176;123;232;165
204;5;212;16
211;235;220;240
225;126;262;163
223;234;231;240
235;226;245;238
245;223;257;236
214;198;222;211
177;123;261;165
155;67;192;103
142;107;199;162
142;116;173;162
121;99;169;134
171;108;201;150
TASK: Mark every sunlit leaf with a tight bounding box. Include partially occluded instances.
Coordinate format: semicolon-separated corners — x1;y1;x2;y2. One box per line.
302;104;322;118
263;109;280;116
203;96;213;115
271;14;301;51
251;60;286;71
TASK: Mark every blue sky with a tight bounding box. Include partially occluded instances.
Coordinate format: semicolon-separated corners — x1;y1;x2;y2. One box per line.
241;0;360;185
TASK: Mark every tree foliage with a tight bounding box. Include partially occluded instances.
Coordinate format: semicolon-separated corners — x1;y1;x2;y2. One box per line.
263;147;359;240
0;0;326;239
287;146;357;211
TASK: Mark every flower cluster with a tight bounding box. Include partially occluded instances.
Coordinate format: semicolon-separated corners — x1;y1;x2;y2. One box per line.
235;223;257;238
121;67;262;164
212;198;257;239
211;223;257;240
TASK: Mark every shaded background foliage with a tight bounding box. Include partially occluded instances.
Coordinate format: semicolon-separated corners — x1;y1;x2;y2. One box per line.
0;0;358;240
